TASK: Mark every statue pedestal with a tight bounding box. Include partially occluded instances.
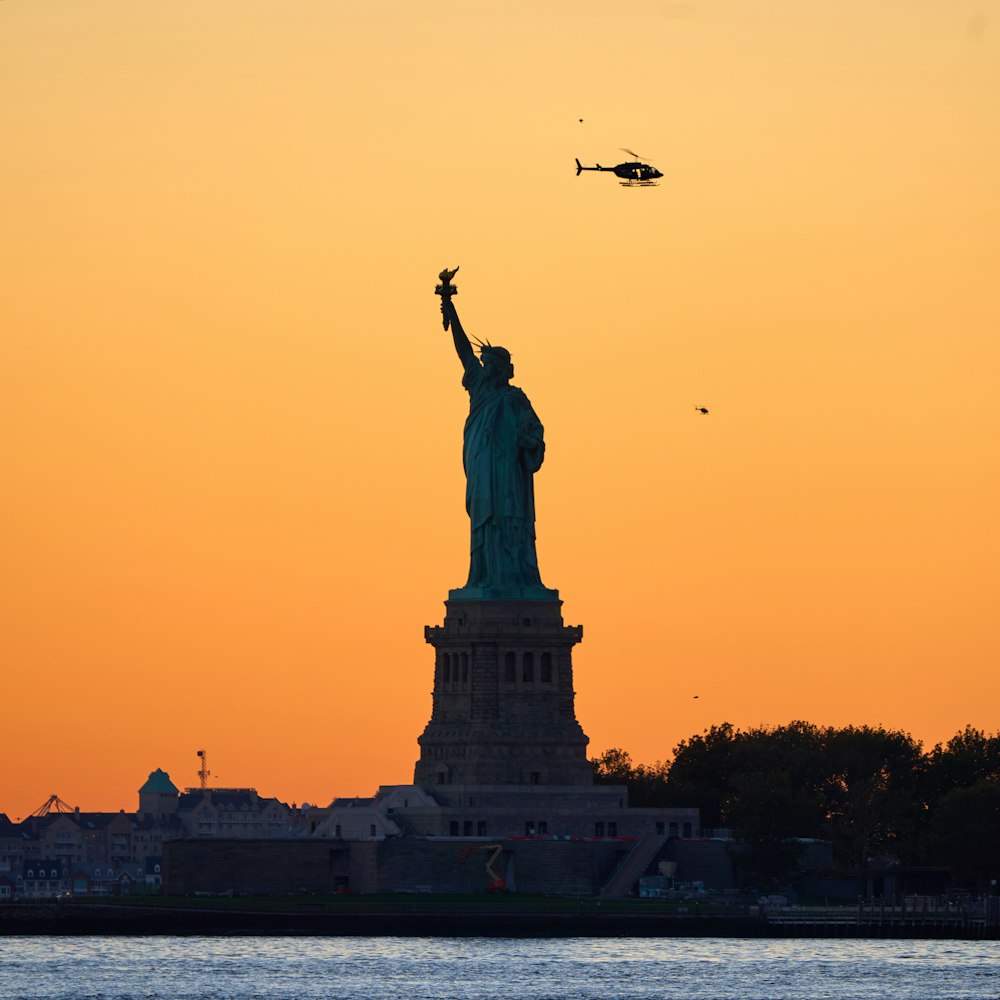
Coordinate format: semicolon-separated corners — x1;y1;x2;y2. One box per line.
414;599;592;788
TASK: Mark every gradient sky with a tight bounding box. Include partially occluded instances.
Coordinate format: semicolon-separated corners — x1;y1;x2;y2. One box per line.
2;0;998;821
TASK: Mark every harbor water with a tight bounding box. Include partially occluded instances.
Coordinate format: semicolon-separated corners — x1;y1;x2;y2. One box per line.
1;936;998;1000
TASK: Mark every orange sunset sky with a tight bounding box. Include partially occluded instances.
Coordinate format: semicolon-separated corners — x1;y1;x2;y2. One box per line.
2;1;998;821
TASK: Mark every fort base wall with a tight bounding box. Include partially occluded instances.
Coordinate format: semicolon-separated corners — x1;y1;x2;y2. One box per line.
164;837;629;897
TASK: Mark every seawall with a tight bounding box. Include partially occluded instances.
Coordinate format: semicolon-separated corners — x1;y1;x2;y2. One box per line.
2;902;997;939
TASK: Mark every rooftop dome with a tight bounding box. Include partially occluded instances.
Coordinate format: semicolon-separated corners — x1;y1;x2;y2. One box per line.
139;768;179;795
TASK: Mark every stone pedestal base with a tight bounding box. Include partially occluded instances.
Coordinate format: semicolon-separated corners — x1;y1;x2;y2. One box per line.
414;599;592;787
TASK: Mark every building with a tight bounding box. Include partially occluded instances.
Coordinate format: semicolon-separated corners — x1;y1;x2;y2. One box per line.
21;859;68;899
166;595;701;896
0;773;296;899
166;590;701;897
176;788;291;839
301;594;699;886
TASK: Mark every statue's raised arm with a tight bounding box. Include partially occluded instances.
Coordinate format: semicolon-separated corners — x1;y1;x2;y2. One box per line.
435;266;477;373
444;299;477;374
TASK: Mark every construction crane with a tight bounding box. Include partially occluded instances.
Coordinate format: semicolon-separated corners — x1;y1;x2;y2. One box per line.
30;794;76;817
196;749;211;789
458;843;507;893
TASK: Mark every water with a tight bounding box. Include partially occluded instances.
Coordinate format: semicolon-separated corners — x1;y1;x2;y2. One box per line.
0;937;997;1000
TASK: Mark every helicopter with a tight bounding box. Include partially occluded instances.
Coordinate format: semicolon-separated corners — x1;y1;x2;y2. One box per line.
575;149;662;187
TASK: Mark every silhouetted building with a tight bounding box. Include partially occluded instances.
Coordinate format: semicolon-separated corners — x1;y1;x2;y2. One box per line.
290;589;700;896
0;772;296;899
138;768;180;821
176;788;290;838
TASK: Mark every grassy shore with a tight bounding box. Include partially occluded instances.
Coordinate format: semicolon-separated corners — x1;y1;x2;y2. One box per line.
60;892;723;915
2;895;996;939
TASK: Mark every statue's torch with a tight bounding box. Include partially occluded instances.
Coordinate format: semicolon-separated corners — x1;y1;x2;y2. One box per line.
435;266;459;330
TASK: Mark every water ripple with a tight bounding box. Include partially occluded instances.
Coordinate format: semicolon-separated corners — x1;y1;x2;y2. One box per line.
0;937;997;1000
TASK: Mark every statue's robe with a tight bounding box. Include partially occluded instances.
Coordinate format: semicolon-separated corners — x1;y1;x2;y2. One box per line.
461;361;546;592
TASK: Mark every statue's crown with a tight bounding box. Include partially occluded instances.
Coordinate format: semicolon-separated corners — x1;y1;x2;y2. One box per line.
479;344;511;363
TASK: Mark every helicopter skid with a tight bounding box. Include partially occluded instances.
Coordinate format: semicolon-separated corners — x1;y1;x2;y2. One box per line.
619;179;659;187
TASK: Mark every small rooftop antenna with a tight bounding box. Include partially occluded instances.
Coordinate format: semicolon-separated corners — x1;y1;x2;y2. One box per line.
196;749;211;789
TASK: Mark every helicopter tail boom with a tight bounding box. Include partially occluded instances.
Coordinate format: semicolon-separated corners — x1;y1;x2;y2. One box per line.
575;158;609;174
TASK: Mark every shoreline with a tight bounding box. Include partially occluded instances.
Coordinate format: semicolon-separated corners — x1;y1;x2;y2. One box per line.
2;902;996;939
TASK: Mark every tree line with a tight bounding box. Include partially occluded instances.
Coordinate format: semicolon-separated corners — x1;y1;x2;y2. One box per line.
591;722;1000;890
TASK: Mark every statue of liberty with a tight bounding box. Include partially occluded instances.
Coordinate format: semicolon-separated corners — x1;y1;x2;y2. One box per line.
436;268;557;601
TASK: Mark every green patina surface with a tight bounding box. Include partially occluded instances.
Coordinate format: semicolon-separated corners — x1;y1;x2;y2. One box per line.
440;287;558;602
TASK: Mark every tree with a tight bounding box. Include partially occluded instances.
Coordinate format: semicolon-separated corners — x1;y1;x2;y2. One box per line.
591;747;635;785
918;727;1000;870
659;723;739;826
926;779;1000;889
664;721;828;834
594;721;997;892
923;726;1000;805
819;725;925;880
723;769;818;886
627;760;671;807
591;748;669;806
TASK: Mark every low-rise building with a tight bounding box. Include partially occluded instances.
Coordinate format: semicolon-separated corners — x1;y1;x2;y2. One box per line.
176;788;291;839
311;783;699;844
22;859;68;899
0;770;294;899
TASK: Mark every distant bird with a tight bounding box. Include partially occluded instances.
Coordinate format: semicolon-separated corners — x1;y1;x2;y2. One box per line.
693;405;709;415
